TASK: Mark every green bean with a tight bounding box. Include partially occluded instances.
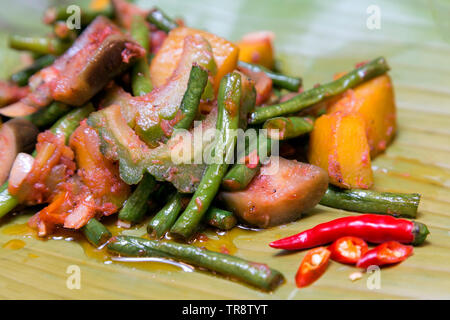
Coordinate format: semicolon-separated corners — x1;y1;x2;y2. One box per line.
118;173;156;224
10;55;56;87
51;103;95;144
25;101;71;129
0;104;94;219
43;4;114;26
248;57;390;124
130;15;152;96
147;192;184;238
81;218;112;246
263;116;314;140
170;72;242;240
9;35;71;55
319;185;421;219
204;207;237;230
238;61;302;92
107;235;285;291
172;65;209;131
147;7;179;33
222;134;271;191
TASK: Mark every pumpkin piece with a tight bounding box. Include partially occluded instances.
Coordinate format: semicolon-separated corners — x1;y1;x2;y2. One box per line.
150;26;239;91
237;31;274;69
308;112;373;189
327;74;396;157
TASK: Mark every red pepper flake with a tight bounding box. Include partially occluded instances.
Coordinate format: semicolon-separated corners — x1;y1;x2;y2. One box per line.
195;197;203;211
355;60;370;68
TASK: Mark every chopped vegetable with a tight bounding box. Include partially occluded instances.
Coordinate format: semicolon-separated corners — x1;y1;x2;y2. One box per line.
308;112;373;189
8;35;71;55
248;57;390;124
10;55;56;87
326;74;396;157
221;156;328;228
130;14;153;96
238;31;275;70
204;207;237;230
328;236;368;265
319;185;421;218
263;116;314;140
81;218;112;247
0;118;39;185
118;173;156;224
0;80;29;107
170;72;242;240
295;247;330;288
147;192;184;238
150;26;238;91
237;61;302;92
147;7;179;33
356;241;413;269
221;133;271;191
269;214;430;250
25;101;71;129
107;235;285;291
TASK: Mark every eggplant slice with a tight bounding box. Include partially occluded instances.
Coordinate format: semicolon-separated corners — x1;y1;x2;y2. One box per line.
0;118;39;184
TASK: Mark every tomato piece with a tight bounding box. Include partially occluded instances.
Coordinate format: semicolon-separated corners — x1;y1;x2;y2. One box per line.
356;241;413;269
295;247;331;288
328;236;368;265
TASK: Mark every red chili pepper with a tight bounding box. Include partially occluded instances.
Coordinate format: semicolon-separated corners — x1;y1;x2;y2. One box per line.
328;236;368;265
356;241;413;269
295;247;330;288
269;214;429;250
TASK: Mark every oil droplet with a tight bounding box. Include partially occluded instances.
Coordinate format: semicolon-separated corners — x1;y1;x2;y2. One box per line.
27;253;39;259
2;239;26;250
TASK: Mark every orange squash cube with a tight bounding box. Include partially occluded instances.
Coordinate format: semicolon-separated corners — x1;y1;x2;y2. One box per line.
308;112;373;189
327;74;396;157
237;31;274;70
150;27;239;91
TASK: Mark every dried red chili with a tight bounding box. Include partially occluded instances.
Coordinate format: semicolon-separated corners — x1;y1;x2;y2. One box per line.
328;236;368;265
356;241;413;269
269;214;429;250
295;247;330;288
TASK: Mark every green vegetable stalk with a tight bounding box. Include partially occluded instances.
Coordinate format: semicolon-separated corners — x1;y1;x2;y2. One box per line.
25;101;71;129
10;55;56;87
222;134;271;191
248;57;390;124
263;116;314;140
81;218;112;246
172;65;209;131
118;173;156;224
147;192;184;238
170;72;242;240
107;235;285;291
9;35;71;55
204;207;237;230
130;15;153;96
320;185;421;219
147;7;179;33
238;61;302;92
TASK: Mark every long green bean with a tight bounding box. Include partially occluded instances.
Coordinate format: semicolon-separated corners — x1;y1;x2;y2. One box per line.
238;60;302;92
263;116;314;140
147;192;184;238
118;173;156;223
248;57;390;124
147;7;179;33
81;218;112;246
10;55;56;87
320;185;421;218
170;72;242;240
9;35;71;55
107;235;284;291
